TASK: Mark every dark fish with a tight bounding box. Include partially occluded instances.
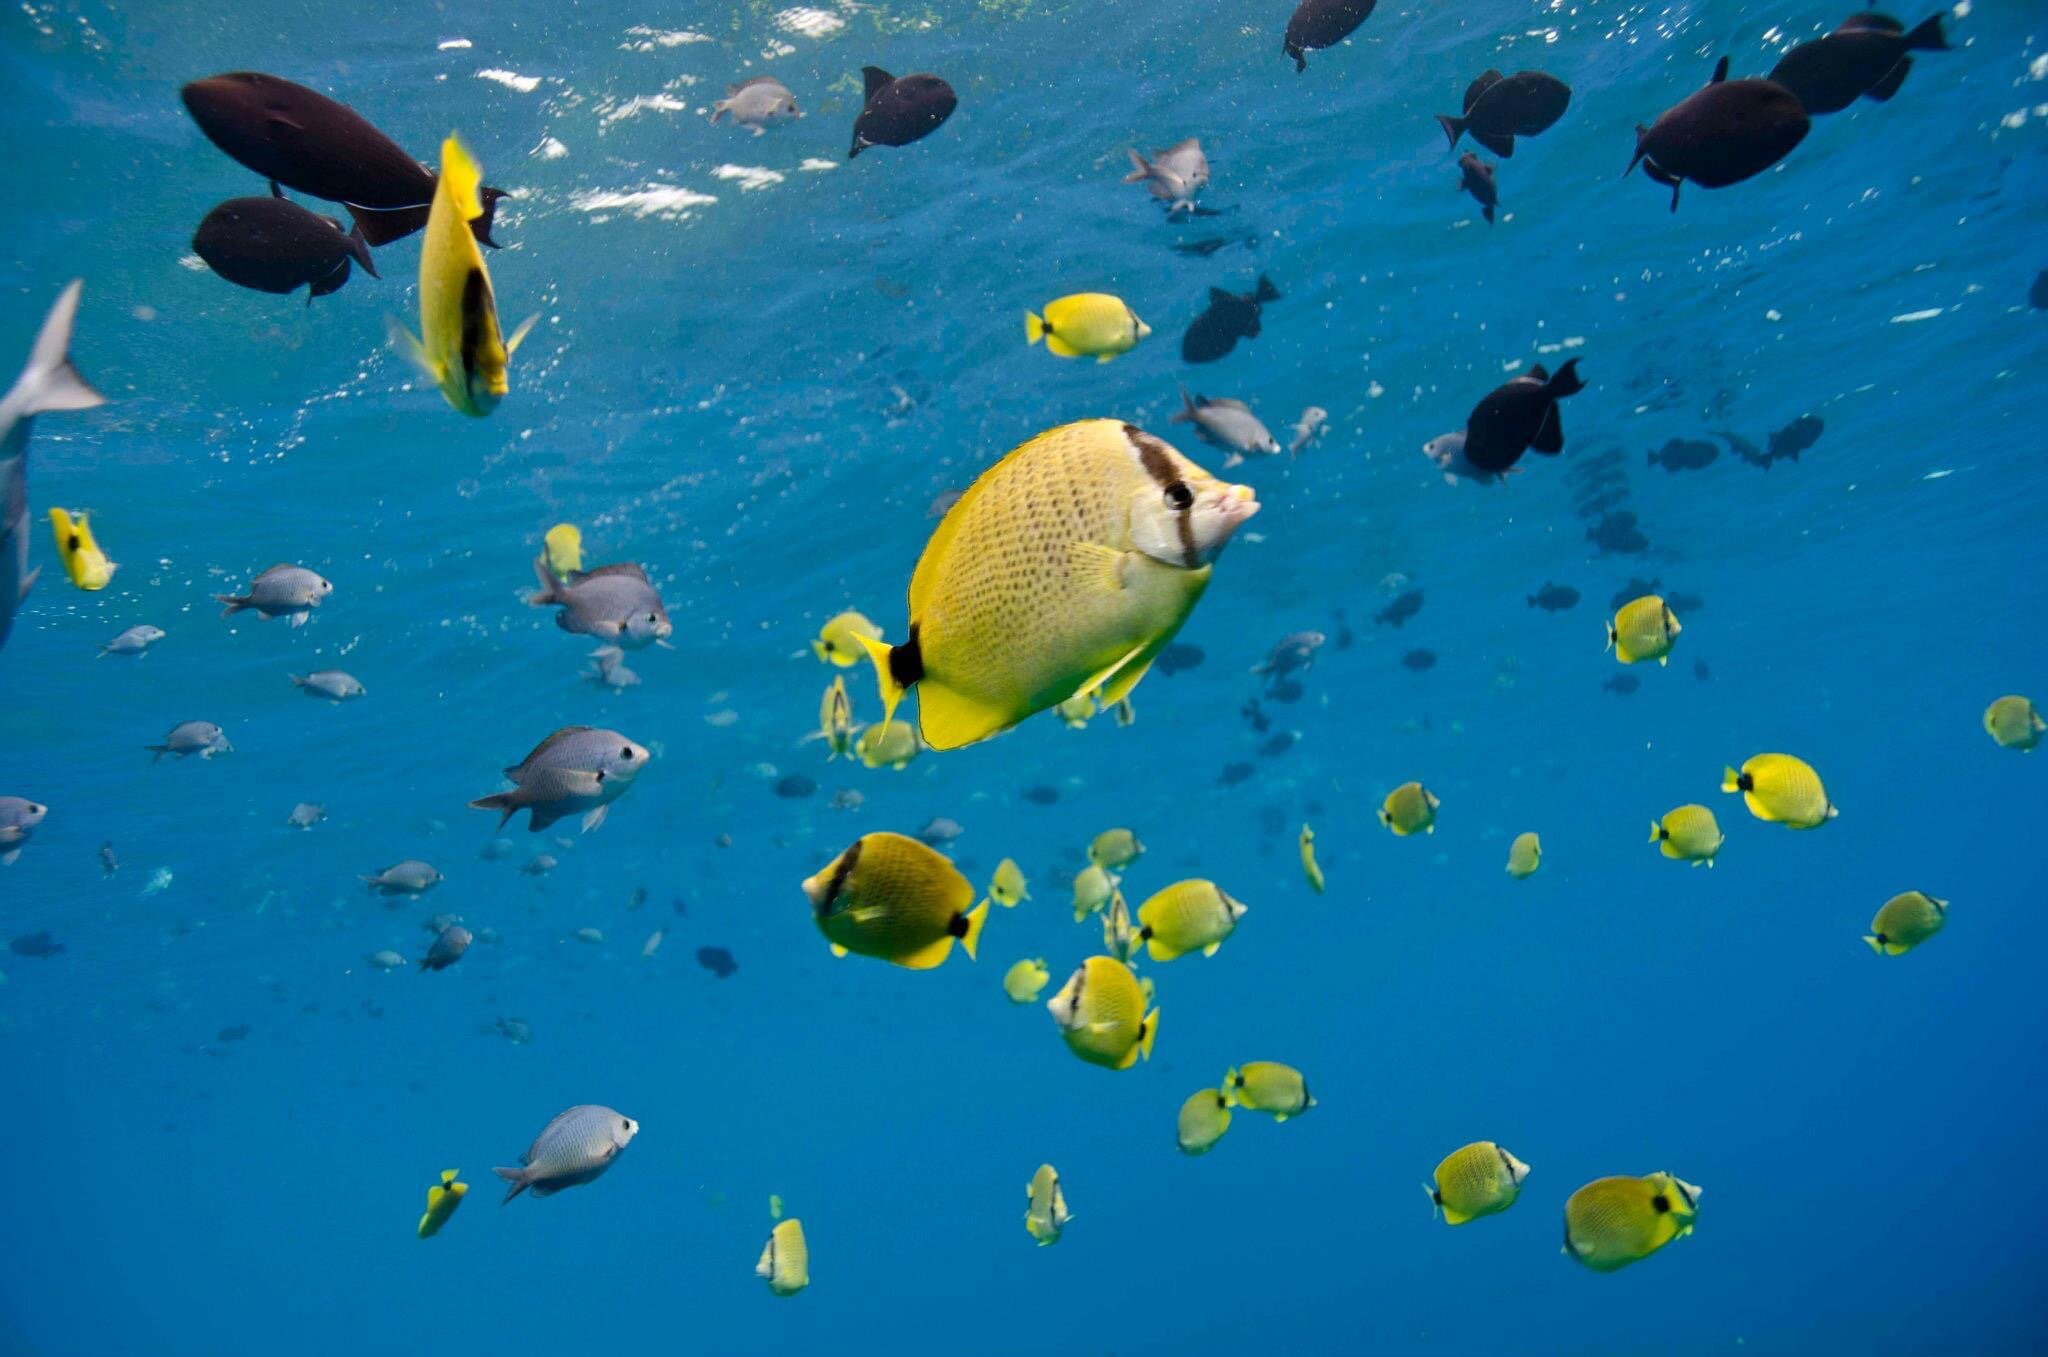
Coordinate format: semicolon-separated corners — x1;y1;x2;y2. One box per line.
1241;700;1271;733
848;67;956;158
1400;649;1437;672
10;931;63;958
181;72;504;247
420;925;471;972
774;774;817;799
1587;511;1650;555
1767;414;1823;462
1457;153;1498;225
192;191;378;303
1258;731;1298;757
1218;762;1255;787
216;1024;251;1043
1627;58;1810;212
1527;583;1580;612
1266;678;1305;705
1283;0;1377;73
696;945;738;978
1574;491;1629;520
1437;70;1572;157
1646;438;1718;472
1331;607;1354;650
1464;360;1584;473
99;842;118;876
2032;270;2048;311
1182;275;1281;363
1693;659;1712;681
1716;430;1771;468
1611;579;1662;610
1155;642;1206;676
1769;13;1947;116
1021;785;1061;806
1170;235;1252;258
1666;592;1704;615
1375;589;1424;627
1602;674;1641;696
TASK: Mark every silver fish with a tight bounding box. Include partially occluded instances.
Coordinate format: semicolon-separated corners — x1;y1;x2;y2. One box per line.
288;802;326;829
1;281;104;656
1170;388;1281;467
494;1104;638;1202
641;927;665;959
478;837;515;860
361;860;443;895
99;624;165;657
421;912;464;934
1123;137;1209;214
494;1016;533;1044
1251;631;1326;678
573;927;603;944
290;669;365;702
528;557;672;650
917;815;964;846
586;644;641;690
214;563;332;626
1422;430;1513;486
710;76;802;135
470;725;650;834
522;854;557;876
420;924;470;971
1288;406;1328;455
363;949;407;971
149;720;231;761
0;796;47;867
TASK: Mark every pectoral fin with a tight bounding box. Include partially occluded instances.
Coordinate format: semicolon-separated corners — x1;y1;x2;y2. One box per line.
505;312;542;355
384;315;438;381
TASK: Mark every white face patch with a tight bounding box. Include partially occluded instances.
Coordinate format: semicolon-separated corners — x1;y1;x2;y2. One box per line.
1121;427;1261;568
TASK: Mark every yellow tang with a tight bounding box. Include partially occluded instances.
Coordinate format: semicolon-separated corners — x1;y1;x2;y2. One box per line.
1427;1143;1529;1226
1053;693;1097;728
1651;804;1723;867
1379;781;1439;836
1071;863;1116;921
1101;888;1138;962
988;857;1029;908
1563;1172;1701;1272
543;523;583;577
1088;827;1144;871
1047;955;1158;1070
855;720;920;770
1299;824;1324;894
416;1169;467;1239
817;675;856;759
388;136;538;417
1984;695;2044;752
757;1218;809;1296
1607;595;1681;666
47;508;115;590
1136;879;1246;962
1023;1164;1070;1246
802;832;988;969
1723;753;1836;829
1222;1062;1314;1121
813;610;880;667
854;420;1259;751
1176;1089;1232;1155
1506;832;1541;879
1865;890;1947;956
1024;292;1151;362
1002;957;1050;1003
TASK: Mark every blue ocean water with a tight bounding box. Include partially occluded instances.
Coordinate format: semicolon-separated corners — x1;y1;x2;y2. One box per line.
4;1;2047;1353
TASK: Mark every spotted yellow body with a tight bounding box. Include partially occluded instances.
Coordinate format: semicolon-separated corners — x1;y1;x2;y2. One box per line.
1723;753;1835;828
1563;1173;1700;1272
1865;890;1946;956
802;832;987;969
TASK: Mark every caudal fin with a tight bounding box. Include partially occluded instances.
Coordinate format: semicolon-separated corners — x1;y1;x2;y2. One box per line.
1545;358;1584;398
1436;113;1465;150
213;593;250;617
468;792;520;830
1904;12;1947;51
474;188;509;249
1024;311;1045;346
1254;275;1282;305
8;280;104;416
492;1166;529;1203
958;899;988;961
1122;149;1152;184
852;630;918;740
527;554;565;606
1169;385;1198;424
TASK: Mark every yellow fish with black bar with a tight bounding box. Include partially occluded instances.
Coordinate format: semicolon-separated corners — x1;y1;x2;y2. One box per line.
1002;957;1050;1003
802;831;987;969
1088;827;1144;871
416;1169;467;1239
1426;1142;1529;1225
1651;804;1723;867
855;720;920;770
1299;824;1324;894
1379;781;1439;836
853;420;1258;751
543;523;583;577
1222;1062;1314;1121
387;136;538;417
1023;1164;1070;1246
1024;292;1150;361
47;507;115;590
1722;753;1836;829
1607;594;1681;665
1563;1172;1701;1272
813;610;880;667
1983;695;2044;752
1135;879;1246;962
1176;1088;1232;1155
756;1217;809;1296
1505;832;1542;879
1865;890;1947;956
1047;954;1157;1070
988;857;1029;908
816;675;856;759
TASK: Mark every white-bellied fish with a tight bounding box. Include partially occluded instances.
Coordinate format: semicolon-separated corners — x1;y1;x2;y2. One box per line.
1047;954;1157;1070
470;726;650;833
494;1104;638;1202
1024;1164;1070;1245
2;281;104;655
214;564;331;626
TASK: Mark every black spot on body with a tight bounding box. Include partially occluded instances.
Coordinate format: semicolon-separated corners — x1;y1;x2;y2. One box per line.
1652;1194;1672;1213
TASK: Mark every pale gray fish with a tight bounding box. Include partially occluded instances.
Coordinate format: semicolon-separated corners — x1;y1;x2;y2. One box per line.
470;725;650;834
98;840;117;875
99;624;164;657
420;924;470;972
422;912;464;934
479;837;515;860
363;949;407;971
917;816;963;846
710;76;802;134
149;720;230;761
1288;407;1328;455
494;1104;638;1202
573;927;603;944
1123;137;1209;213
494;1016;532;1044
522;854;557;876
528;557;672;650
290;669;365;701
474;927;502;945
288;802;326;829
1170;388;1281;467
214;564;332;626
1251;631;1326;678
586;645;641;689
641;927;665;958
361;860;443;895
1;281;104;657
0;796;47;866
1423;431;1513;486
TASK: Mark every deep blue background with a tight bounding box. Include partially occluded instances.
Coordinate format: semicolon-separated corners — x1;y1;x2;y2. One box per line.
3;2;2046;1353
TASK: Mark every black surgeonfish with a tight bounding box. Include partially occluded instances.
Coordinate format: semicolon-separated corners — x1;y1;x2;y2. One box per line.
181;71;505;247
1182;275;1281;363
1437;70;1571;157
848;67;956;158
192;189;377;303
1283;0;1377;73
1464;360;1584;472
1769;12;1948;116
1627;58;1809;212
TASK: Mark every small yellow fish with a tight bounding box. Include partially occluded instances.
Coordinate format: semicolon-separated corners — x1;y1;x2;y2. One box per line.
1984;695;2044;752
1379;782;1439;836
1053;693;1097;728
1222;1062;1314;1121
1101;888;1137;962
757;1217;809;1296
802;832;988;969
1176;1089;1232;1156
1071;863;1116;921
388;136;537;417
817;675;857;759
543;523;583;577
1024;1164;1070;1246
855;720;920;770
1047;955;1157;1070
1505;832;1541;879
1607;595;1681;666
1088;828;1144;871
1002;957;1050;1003
1024;292;1151;362
1651;805;1723;867
1865;890;1947;956
768;1193;785;1220
416;1168;467;1239
1563;1172;1701;1272
813;610;880;667
1299;824;1324;894
989;857;1029;908
1723;753;1836;829
1427;1143;1529;1226
1136;879;1246;962
47;508;115;590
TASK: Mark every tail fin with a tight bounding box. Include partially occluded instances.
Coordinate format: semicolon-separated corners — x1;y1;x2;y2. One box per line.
1122;149;1152;184
345;222;378;279
958;899;989;961
710;100;730;125
469;792;519;830
1650;822;1666;843
1254;274;1281;305
1624;126;1649;179
1605;623;1617;653
528;554;565;606
492;1166;529;1203
1482;204;1494;225
1423;1183;1443;1218
146;744;169;762
1545;358;1584;398
289;674;308;689
1024;311;1045;345
8;280;104;416
213;593;250;617
347;204;430;247
1221;1068;1242;1107
439;136;485;222
1904;12;1947;51
1863;935;1886;955
1436;114;1465;149
1720;766;1742;794
1170;386;1198;424
474;187;508;249
1137;1008;1159;1062
852;630;914;740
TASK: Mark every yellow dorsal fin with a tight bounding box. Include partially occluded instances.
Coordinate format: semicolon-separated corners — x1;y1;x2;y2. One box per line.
439;136;485;220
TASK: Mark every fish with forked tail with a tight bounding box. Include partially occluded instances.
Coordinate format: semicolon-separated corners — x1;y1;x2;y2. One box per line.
2;281;104;656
